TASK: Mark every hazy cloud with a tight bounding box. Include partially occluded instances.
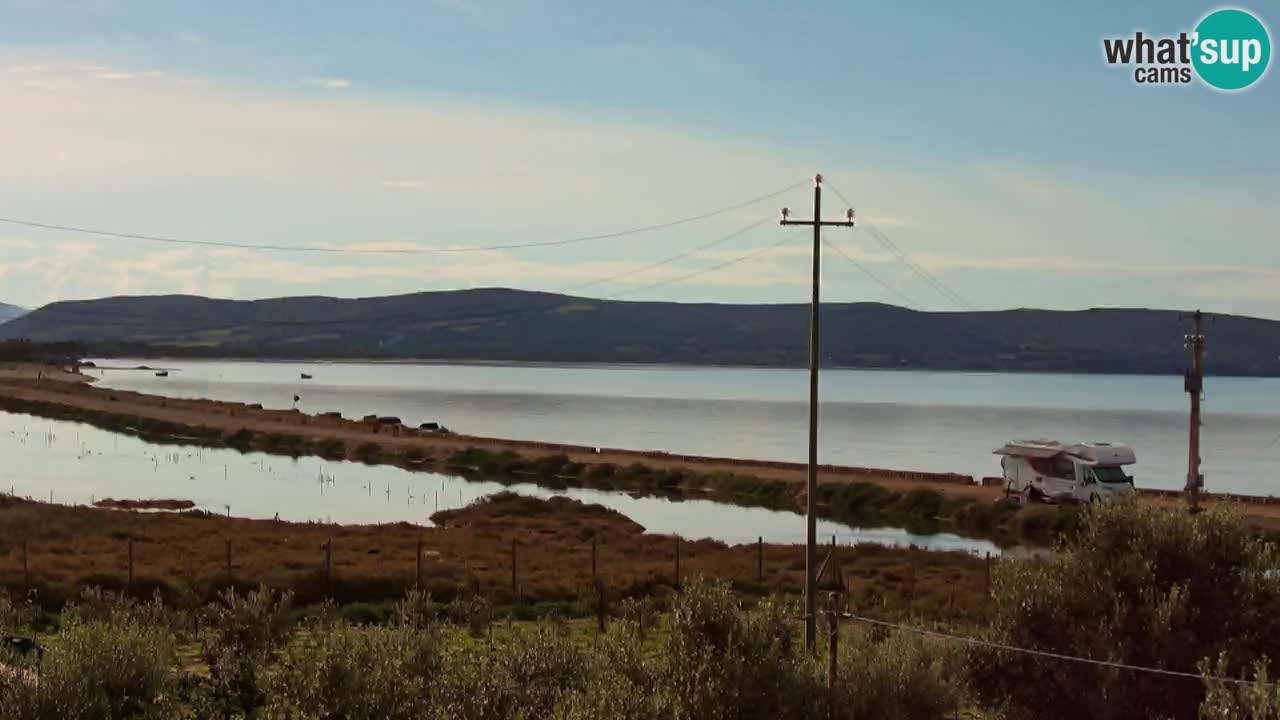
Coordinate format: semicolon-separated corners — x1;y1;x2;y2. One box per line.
306;77;350;89
0;52;1277;316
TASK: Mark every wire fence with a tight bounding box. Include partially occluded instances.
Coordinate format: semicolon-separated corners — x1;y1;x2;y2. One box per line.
0;516;1003;615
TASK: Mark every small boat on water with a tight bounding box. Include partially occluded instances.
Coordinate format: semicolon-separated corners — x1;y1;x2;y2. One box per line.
154;370;168;377
300;373;313;380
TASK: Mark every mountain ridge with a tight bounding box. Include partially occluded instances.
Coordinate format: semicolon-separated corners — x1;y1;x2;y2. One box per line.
2;288;1276;376
0;302;26;324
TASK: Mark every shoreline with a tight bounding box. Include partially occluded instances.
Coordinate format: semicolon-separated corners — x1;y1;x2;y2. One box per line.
3;367;1280;537
0;371;998;498
83;354;1280;379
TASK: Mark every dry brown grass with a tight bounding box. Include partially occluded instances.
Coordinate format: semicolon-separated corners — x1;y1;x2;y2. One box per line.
0;494;993;621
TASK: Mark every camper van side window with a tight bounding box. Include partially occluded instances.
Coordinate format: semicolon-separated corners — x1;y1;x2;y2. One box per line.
1051;456;1074;478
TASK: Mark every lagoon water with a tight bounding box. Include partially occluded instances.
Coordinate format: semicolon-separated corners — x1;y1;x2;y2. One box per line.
87;360;1280;497
0;410;998;554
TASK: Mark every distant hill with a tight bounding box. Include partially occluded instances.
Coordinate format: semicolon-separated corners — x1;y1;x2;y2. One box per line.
0;303;25;324
1;289;1276;375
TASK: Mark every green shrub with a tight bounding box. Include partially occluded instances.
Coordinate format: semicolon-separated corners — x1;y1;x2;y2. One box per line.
586;463;618;480
971;500;1280;720
224;428;255;449
434;624;588;720
318;438;346;459
550;641;656;720
1199;653;1280;720
0;604;176;720
393;589;440;629
354;442;382;463
63;587;179;634
198;586;293;718
263;621;443;720
650;577;810;719
822;628;966;720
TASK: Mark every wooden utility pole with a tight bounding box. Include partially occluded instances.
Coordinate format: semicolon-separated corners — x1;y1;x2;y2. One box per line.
826;608;839;689
1184;310;1206;512
780;173;855;650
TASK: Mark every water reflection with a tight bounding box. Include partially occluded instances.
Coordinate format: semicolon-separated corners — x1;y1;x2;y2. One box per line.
87;359;1280;497
1;410;1000;555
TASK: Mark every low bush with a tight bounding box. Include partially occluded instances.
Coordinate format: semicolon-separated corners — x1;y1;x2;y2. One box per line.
197;586;293;719
971;500;1280;720
435;624;588;720
0;595;176;720
354;442;382;463
263;620;443;720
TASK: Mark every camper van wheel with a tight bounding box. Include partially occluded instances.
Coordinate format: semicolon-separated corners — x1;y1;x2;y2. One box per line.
1089;494;1102;506
1020;486;1034;505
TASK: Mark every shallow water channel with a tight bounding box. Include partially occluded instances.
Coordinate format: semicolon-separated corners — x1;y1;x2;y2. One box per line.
0;410;1002;555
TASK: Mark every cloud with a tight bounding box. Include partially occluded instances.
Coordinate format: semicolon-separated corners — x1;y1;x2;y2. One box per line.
0;50;1276;315
306;77;350;89
974;161;1100;209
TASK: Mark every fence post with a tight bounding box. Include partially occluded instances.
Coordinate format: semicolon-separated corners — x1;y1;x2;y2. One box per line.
591;536;598;583
22;539;29;594
416;537;423;591
127;538;134;593
511;539;518;599
984;551;991;595
674;536;681;589
595;579;607;634
325;538;333;598
907;557;915;605
225;539;232;580
757;536;764;583
826;608;839;689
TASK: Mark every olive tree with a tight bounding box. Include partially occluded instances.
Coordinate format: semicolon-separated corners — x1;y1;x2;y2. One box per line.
971;500;1280;720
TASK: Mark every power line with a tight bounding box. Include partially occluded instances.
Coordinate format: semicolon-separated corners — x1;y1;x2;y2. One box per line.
861;222;973;310
825;183;975;310
612;229;797;298
566;217;773;295
25;217;787;330
842;611;1276;688
0;179;807;256
821;237;919;309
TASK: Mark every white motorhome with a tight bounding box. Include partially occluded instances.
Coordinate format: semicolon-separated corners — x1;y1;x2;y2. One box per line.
994;439;1136;504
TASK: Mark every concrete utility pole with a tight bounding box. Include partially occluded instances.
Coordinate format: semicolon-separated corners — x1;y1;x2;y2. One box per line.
780;174;855;650
1184;310;1206;512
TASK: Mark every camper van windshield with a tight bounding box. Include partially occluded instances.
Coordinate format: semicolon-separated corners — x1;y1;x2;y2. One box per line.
1090;466;1130;484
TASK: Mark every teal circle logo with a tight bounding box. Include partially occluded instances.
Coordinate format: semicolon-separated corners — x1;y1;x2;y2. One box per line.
1192;8;1271;90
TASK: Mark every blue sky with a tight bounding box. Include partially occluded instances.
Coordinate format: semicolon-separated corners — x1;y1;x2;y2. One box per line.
0;0;1277;316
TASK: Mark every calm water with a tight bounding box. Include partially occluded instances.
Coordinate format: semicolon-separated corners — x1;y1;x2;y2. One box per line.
87;360;1280;497
0;411;999;554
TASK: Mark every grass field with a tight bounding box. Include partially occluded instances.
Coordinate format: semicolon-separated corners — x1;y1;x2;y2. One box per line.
0;493;994;623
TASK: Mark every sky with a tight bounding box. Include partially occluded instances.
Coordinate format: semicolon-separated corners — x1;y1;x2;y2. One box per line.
0;0;1277;316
